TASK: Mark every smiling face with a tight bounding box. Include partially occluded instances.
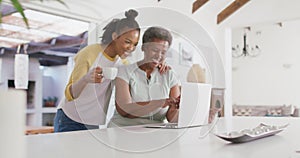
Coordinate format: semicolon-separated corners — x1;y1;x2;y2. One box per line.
142;38;170;68
112;28;140;59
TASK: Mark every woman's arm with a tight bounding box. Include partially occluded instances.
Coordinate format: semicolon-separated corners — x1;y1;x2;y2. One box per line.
115;78;167;118
69;67;103;99
65;44;102;101
166;84;181;122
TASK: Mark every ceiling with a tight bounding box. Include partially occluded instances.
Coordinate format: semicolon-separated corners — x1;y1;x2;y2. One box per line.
18;0;300;27
0;4;89;66
1;0;300;66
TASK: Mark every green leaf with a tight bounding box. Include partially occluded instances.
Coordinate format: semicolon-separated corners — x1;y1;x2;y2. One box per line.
0;0;68;28
10;0;29;29
0;0;3;24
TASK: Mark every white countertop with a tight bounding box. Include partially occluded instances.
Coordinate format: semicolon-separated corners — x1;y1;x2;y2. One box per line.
26;117;300;158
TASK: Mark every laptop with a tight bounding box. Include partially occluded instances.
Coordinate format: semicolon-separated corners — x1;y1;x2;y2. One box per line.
145;82;212;129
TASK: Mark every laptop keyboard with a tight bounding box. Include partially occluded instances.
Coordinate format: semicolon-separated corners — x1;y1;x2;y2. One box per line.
161;123;178;128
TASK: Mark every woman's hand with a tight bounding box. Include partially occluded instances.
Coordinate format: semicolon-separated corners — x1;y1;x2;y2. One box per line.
158;61;171;74
163;96;180;109
164;97;180;123
84;66;103;83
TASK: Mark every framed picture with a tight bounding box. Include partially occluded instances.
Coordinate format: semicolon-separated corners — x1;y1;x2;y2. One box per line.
208;88;225;123
179;42;193;66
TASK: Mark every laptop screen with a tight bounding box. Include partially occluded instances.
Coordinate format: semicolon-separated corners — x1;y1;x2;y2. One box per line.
178;82;212;128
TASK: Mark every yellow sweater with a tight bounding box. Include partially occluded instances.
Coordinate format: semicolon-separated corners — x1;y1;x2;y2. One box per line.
65;44;128;101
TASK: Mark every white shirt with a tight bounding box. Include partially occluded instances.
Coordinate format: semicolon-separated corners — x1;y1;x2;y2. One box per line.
118;63;179;101
59;52;124;125
108;63;179;127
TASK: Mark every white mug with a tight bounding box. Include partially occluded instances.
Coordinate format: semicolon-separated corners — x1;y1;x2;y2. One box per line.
102;67;118;80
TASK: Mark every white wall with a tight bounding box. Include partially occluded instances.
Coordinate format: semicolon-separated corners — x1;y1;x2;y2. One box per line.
232;19;300;106
43;65;70;103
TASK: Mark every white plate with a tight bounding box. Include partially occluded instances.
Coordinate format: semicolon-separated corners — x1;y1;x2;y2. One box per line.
215;123;288;143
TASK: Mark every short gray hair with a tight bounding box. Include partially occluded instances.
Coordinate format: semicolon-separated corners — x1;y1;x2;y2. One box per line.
142;27;172;46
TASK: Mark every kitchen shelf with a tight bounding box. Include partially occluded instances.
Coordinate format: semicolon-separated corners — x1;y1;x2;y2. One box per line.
0;58;69;127
42;107;57;113
26;109;36;114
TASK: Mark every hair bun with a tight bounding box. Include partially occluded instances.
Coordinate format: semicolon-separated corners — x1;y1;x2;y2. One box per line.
125;9;138;20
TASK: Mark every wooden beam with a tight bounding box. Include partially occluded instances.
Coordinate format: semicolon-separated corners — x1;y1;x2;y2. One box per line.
192;0;209;13
217;0;250;24
30;53;69;66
